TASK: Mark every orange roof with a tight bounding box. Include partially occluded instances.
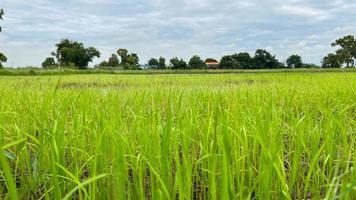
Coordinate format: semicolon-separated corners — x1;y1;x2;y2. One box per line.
205;62;220;65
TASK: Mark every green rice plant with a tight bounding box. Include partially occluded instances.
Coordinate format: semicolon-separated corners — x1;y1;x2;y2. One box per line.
0;72;355;199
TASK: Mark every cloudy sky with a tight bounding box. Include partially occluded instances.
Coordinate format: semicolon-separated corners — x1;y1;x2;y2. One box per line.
1;0;356;67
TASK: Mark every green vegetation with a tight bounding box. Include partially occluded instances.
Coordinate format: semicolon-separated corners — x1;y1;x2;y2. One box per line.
286;55;303;69
0;52;7;68
170;57;188;69
322;35;356;68
50;39;101;69
42;57;58;69
0;8;6;68
30;35;356;70
188;55;206;69
0;8;3;32
0;72;355;199
0;67;356;76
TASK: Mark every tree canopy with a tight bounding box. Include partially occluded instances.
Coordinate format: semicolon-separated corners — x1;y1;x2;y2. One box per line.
286;55;303;68
108;54;120;67
158;57;166;69
188;55;206;69
116;49;140;69
323;35;356;68
231;53;253;69
253;49;280;69
219;51;280;69
42;57;57;69
321;53;341;68
0;52;7;68
170;57;187;69
117;49;129;65
0;9;4;32
148;58;159;67
53;39;100;69
125;53;139;69
219;55;236;69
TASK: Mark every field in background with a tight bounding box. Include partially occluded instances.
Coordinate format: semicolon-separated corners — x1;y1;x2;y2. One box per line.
0;72;355;199
1;67;356;76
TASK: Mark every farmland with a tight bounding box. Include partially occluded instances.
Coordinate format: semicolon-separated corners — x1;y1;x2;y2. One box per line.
0;72;355;199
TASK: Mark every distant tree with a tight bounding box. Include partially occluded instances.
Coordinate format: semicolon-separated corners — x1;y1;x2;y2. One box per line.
0;9;3;20
321;53;341;68
148;58;159;68
42;57;57;69
286;55;303;68
231;52;253;69
158;57;166;69
188;55;206;69
53;39;100;69
0;9;4;32
253;49;280;69
303;63;319;68
117;49;129;65
205;58;218;63
125;53;139;70
332;35;356;67
98;61;109;68
170;57;187;69
278;62;287;68
335;48;354;68
108;54;120;67
0;52;7;68
0;9;6;67
219;55;236;69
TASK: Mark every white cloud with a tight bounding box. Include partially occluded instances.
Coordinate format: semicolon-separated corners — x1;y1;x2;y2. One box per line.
279;4;330;20
0;0;355;67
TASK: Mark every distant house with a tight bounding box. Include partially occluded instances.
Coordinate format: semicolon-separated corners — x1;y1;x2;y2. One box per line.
205;58;220;69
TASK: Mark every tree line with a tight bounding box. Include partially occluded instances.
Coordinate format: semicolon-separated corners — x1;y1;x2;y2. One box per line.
38;35;356;70
0;8;355;70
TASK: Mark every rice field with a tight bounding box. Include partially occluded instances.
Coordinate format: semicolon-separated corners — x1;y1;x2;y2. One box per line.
0;72;355;199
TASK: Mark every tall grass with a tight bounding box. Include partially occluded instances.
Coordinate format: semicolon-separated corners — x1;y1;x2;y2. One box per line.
0;73;355;199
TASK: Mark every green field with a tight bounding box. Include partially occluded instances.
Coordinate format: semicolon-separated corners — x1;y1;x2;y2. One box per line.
0;72;355;199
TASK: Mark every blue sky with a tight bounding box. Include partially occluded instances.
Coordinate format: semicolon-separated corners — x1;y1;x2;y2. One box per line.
1;0;356;67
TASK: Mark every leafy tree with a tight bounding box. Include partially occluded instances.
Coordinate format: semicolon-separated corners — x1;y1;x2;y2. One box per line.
158;57;166;69
125;53;139;70
170;57;187;69
98;61;109;68
117;49;129;65
286;54;303;68
128;53;139;66
253;49;280;69
108;54;120;67
335;48;354;68
219;55;236;69
148;58;159;67
0;9;3;20
0;9;6;67
53;39;100;69
0;52;7;68
332;35;356;67
188;55;206;69
278;62;286;68
0;9;4;32
231;52;253;69
116;49;140;70
321;53;341;68
41;57;57;69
